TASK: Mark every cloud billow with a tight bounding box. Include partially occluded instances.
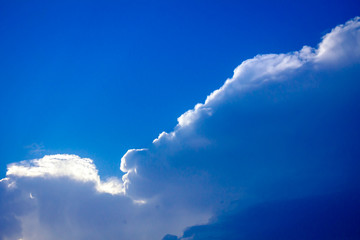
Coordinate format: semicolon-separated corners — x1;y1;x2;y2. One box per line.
1;17;360;240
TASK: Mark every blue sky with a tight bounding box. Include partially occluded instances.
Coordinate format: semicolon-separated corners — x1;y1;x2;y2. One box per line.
1;1;360;240
1;0;359;177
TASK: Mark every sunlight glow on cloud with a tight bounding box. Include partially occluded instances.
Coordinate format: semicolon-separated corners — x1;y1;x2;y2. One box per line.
6;154;124;195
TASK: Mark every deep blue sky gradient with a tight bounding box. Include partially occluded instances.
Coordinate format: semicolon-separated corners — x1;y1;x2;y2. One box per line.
0;0;359;177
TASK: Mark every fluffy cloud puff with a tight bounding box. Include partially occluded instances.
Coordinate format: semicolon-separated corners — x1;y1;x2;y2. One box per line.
7;154;123;195
1;155;208;240
1;17;360;240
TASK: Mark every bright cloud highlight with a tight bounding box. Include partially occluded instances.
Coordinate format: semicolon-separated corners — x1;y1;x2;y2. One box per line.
7;154;124;195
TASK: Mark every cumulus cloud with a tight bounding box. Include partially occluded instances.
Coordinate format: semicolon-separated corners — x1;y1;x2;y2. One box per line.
1;17;360;240
120;16;360;238
1;155;208;240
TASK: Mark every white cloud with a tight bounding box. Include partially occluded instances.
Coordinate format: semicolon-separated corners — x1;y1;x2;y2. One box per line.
1;154;209;240
6;154;124;195
316;16;360;64
1;17;360;240
152;17;359;147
